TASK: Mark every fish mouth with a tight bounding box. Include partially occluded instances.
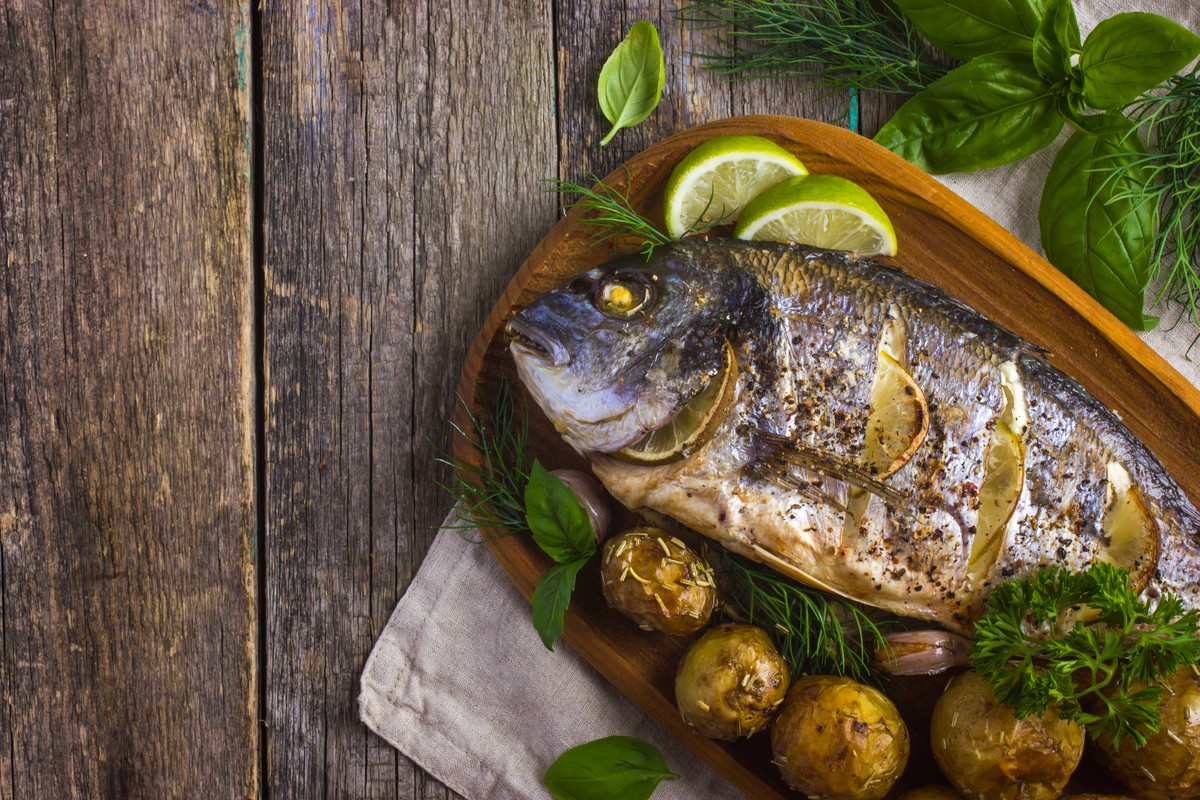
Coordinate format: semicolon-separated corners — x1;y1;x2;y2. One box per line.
507;316;570;367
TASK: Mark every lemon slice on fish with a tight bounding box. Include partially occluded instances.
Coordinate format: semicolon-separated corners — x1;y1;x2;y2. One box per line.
734;174;898;257
967;421;1025;580
1098;461;1159;592
862;350;928;478
663;135;808;240
616;341;737;465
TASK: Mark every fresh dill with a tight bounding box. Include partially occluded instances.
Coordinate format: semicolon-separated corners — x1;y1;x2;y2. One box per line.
438;376;533;540
1113;66;1200;324
725;550;891;684
678;0;950;100
544;174;674;257
970;562;1200;749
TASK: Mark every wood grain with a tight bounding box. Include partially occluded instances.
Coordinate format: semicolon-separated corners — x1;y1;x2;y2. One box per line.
0;2;256;798
456;115;1200;797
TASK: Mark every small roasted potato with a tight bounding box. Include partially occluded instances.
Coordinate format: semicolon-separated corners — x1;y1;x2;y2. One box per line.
600;528;716;635
674;623;789;740
1061;795;1138;800
1094;666;1200;799
771;675;909;800
897;788;963;800
932;670;1085;800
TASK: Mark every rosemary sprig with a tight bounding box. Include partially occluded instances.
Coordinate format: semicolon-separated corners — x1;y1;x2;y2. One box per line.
725;550;891;684
970;562;1200;749
544;174;673;256
438;376;533;540
679;0;950;99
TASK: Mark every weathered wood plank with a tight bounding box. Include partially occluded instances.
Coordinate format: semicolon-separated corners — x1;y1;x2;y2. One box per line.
0;2;256;798
261;0;555;796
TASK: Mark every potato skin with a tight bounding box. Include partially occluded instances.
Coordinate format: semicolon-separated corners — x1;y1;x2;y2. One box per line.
674;623;789;740
1060;795;1137;800
931;670;1084;800
897;788;964;800
600;528;716;635
771;675;909;800
1094;666;1200;799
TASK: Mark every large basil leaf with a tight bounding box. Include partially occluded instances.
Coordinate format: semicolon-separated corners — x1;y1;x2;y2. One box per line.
531;557;587;650
1080;13;1200;110
874;53;1063;174
544;736;679;800
1039;130;1157;331
1032;0;1079;83
597;21;665;146
893;0;1045;61
525;460;596;564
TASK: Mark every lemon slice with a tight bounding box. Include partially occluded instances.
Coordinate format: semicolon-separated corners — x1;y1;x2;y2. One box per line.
862;350;928;478
1099;461;1159;591
617;341;737;465
663;135;808;240
967;421;1025;580
734;174;898;256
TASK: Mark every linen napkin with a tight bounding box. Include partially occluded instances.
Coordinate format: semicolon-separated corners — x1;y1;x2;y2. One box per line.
361;2;1200;797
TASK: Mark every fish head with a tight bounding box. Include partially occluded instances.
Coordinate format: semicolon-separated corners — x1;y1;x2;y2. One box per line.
508;245;756;452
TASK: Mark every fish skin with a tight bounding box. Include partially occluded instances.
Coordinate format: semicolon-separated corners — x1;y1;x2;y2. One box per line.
511;239;1200;632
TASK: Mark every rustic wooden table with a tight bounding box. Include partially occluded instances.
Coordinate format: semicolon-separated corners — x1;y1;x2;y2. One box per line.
1;2;905;797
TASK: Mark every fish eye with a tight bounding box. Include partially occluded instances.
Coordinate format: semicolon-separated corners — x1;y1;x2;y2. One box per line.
595;273;654;319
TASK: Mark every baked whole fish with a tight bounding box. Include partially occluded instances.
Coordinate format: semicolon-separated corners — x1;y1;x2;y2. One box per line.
507;239;1200;632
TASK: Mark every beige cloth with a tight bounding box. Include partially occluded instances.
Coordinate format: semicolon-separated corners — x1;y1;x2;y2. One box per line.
360;3;1200;797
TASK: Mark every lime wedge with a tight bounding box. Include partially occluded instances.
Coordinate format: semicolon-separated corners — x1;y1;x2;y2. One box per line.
663;135;807;240
734;174;897;256
862;350;928;479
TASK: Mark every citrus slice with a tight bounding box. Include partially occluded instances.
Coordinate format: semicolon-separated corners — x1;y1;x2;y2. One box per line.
862;350;928;479
967;421;1025;580
733;174;898;256
617;341;737;465
1098;461;1159;591
663;135;808;240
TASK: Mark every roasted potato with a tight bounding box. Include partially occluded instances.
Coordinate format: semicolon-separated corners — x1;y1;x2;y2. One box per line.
1094;666;1200;799
898;788;964;800
1060;795;1137;799
600;528;716;635
771;675;909;800
931;670;1084;800
674;623;789;740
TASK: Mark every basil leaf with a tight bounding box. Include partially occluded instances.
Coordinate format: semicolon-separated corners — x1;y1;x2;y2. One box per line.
892;0;1045;61
874;53;1064;174
531;557;587;651
597;21;665;146
1080;13;1200;110
526;460;596;564
1039;130;1158;331
1058;99;1133;136
1032;0;1079;83
543;736;679;800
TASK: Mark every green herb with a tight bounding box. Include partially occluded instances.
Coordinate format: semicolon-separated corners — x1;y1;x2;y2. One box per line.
725;550;890;684
543;736;679;800
680;0;948;100
1079;13;1200;111
970;562;1200;748
544;174;673;256
1039;129;1158;331
439;376;533;540
874;52;1063;174
893;0;1043;61
1031;0;1079;85
598;21;665;147
526;462;597;650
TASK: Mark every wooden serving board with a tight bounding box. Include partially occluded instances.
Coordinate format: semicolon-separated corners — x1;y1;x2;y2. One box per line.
453;115;1200;796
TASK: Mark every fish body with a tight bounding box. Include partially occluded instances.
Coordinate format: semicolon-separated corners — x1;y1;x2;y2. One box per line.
508;239;1200;631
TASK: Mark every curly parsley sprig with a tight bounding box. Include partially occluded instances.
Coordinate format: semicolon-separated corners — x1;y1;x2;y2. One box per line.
971;562;1200;749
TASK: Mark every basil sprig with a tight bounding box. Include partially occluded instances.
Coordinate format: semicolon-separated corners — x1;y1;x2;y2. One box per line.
543;736;679;800
525;461;596;650
597;21;665;146
876;0;1200;331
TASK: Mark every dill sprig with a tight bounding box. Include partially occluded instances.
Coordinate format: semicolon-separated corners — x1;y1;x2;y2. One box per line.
1112;67;1200;324
725;550;891;684
678;0;951;99
971;562;1200;749
544;174;674;256
438;376;533;541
